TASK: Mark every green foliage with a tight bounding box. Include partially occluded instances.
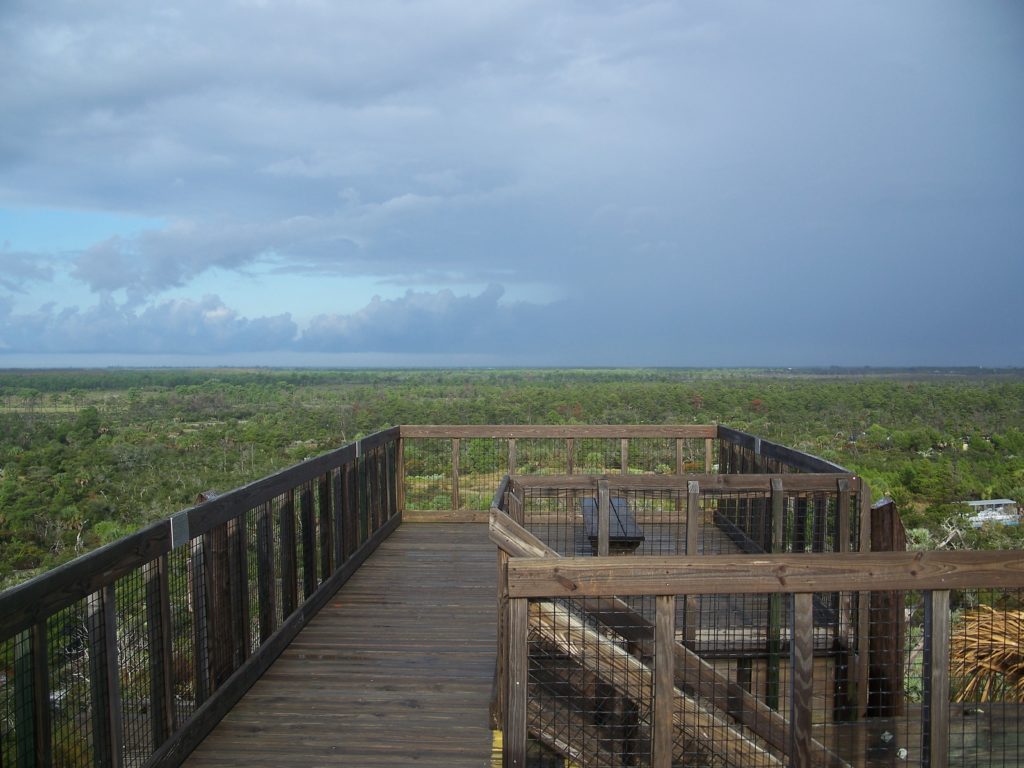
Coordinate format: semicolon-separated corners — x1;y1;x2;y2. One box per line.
2;367;1023;585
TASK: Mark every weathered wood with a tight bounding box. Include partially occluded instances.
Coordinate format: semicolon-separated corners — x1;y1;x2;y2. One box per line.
718;425;849;473
401;509;491;523
505;597;528;768
205;523;233;687
226;516;250;666
566;437;574;474
506;472;860;493
790;593;814;768
506;550;1024;598
255;502;277;643
188;541;211;705
0;519;171;639
508;438;517;475
154;511;402;767
330;468;344;567
868;498;907;718
395;436;406;515
299;483;317;600
924;590;951;768
489;509;851;768
318;473;333;581
597;478;610;557
768;477;785;710
278;490;298;617
620;437;629;474
705;437;714;472
653;595;675;768
451;438;461;512
683;480;700;644
145;557;175;748
89;585;125;768
401;424;719;439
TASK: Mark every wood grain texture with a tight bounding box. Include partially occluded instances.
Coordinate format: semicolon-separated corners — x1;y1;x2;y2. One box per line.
506;550;1024;598
184;523;496;767
400;424;718;439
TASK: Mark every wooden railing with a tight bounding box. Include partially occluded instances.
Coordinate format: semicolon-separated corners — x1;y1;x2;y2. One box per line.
490;488;1024;768
399;424;843;521
0;428;401;768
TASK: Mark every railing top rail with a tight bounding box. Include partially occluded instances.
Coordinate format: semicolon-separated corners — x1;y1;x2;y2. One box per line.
504;549;1024;598
399;424;718;439
717;425;849;473
507;472;858;493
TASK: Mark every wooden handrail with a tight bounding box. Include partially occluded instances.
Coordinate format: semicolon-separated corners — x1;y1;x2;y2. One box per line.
400;424;718;438
505;550;1024;598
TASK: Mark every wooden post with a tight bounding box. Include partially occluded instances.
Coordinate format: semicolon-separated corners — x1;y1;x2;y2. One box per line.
767;478;785;710
14;625;51;767
923;590;950;768
332;468;345;567
188;540;211;705
319;472;334;581
790;592;814;768
684;480;700;644
685;480;700;556
396;436;406;515
299;483;317;600
566;437;575;474
227;516;250;665
451;438;461;511
508;438;517;475
505;597;528;768
88;585;125;768
255;501;277;642
705;437;714;472
855;483;873;719
653;595;675;768
597;478;610;557
279;490;298;617
675;438;684;475
620;437;629;474
204;522;233;687
145;557;175;747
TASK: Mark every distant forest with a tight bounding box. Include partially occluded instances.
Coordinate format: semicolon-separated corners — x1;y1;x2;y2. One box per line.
2;367;1023;586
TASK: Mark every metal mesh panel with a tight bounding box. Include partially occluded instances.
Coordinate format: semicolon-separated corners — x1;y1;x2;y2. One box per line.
459;437;507;509
522;488;581;557
114;569;152;765
403;437;450;509
49;601;92;766
167;543;196;727
516;439;568;475
527;598;652;767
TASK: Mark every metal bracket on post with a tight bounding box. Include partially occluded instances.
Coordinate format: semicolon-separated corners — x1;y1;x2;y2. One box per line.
171;512;190;550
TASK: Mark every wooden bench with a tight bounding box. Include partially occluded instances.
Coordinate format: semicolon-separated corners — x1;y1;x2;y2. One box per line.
580;496;645;555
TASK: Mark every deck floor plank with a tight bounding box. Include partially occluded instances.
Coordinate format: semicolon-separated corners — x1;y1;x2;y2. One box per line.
185;523;496;767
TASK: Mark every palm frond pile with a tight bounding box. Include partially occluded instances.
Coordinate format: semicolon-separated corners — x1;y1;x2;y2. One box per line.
951;606;1024;703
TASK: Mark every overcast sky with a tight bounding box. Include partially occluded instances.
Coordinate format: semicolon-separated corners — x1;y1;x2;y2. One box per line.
1;0;1022;367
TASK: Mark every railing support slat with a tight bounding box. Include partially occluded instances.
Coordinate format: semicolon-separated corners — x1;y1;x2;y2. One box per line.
653;595;675;768
88;585;124;768
790;592;814;768
255;502;277;642
505;597;528;768
924;589;951;768
145;556;175;747
597;478;610;557
451;438;461;511
767;478;784;710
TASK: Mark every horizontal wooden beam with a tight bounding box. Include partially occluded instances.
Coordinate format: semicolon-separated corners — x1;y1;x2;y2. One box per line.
509;473;859;493
400;424;718;439
506;550;1024;598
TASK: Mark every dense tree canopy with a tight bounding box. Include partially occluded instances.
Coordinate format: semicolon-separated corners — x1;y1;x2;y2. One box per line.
2;368;1022;586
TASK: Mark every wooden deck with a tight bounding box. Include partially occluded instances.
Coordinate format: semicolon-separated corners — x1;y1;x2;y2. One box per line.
185;523;497;766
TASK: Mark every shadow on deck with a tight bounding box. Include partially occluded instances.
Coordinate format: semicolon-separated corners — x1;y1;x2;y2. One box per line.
185;524;496;766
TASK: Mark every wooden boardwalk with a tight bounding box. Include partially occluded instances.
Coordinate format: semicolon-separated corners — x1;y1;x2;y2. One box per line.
186;523;497;767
